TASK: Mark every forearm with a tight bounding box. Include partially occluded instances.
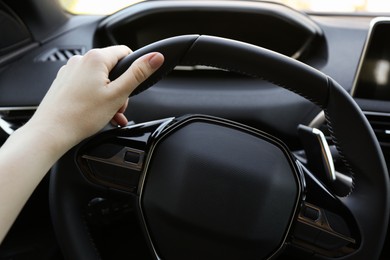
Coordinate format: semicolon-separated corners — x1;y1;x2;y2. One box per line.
0;49;164;244
0;122;70;243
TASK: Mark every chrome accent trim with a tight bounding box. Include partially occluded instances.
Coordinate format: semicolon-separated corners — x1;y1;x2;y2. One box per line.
350;17;390;97
0;116;14;135
309;110;325;129
82;147;145;171
335;171;353;188
174;65;222;71
0;106;37;135
137;115;303;260
363;110;390;117
0;106;38;111
312;128;336;182
123;117;175;132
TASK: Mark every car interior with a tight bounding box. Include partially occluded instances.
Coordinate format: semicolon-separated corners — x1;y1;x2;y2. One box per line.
0;0;389;259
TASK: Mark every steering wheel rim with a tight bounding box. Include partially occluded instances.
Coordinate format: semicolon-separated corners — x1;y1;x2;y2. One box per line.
50;35;389;259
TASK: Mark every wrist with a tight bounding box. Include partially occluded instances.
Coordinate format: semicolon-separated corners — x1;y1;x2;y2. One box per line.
15;118;77;157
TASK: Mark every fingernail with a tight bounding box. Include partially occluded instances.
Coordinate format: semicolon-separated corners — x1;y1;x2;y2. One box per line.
110;119;119;127
148;52;164;69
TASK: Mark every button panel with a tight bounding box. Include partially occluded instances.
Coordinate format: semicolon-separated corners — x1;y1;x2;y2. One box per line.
291;202;356;258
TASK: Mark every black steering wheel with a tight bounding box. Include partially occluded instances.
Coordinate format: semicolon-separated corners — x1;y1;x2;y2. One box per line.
49;35;389;259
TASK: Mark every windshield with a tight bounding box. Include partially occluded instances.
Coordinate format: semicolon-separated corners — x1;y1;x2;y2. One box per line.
59;0;390;15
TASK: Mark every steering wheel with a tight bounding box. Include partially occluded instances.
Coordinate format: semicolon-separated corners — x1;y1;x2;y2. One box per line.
49;35;389;259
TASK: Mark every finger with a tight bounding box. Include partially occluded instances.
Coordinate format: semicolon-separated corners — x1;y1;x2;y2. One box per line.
66;54;83;66
112;113;128;127
109;52;164;96
100;45;132;72
56;55;83;77
110;119;119;127
82;45;132;73
110;99;129;127
117;98;129;114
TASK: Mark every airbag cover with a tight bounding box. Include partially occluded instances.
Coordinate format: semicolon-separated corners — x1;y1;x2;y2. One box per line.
141;117;300;259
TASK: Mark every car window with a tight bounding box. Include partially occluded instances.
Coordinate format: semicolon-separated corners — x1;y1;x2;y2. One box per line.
59;0;390;15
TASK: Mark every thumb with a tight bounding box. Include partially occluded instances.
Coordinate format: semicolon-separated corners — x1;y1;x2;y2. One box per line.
110;52;164;96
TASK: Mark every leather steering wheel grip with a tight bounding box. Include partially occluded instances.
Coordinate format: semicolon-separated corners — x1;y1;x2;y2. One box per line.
110;34;328;105
109;35;389;259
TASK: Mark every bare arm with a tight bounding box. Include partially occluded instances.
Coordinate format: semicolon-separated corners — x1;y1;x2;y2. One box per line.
0;46;164;243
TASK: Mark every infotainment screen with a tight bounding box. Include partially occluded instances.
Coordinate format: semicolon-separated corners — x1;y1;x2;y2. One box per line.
353;18;390;101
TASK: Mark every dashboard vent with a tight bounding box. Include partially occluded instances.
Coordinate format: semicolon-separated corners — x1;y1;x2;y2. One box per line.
0;108;36;135
37;47;84;62
364;112;390;146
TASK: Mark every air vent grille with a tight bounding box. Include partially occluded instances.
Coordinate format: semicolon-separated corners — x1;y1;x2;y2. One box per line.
365;112;390;146
38;47;84;62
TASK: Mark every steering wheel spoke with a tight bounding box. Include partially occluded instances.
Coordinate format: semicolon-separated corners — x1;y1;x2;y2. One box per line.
76;118;175;193
288;162;359;258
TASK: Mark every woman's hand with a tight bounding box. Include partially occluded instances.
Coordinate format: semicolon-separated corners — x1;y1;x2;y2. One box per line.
0;46;164;243
30;46;164;152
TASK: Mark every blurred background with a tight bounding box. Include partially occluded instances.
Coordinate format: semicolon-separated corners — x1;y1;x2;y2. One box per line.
59;0;390;15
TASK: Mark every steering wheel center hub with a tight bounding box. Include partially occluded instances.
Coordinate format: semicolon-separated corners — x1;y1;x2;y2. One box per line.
140;117;301;259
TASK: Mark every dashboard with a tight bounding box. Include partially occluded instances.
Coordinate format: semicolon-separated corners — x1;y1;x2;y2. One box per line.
349;17;390;175
0;1;373;146
0;0;390;259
